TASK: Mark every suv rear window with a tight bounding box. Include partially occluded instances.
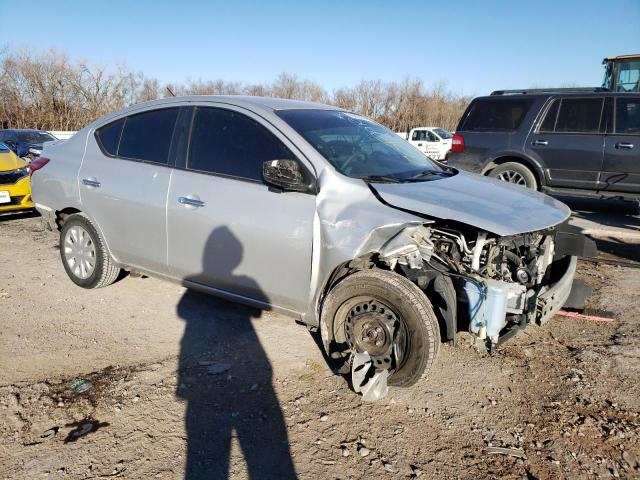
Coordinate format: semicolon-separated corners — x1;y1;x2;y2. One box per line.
554;98;603;134
460;98;533;132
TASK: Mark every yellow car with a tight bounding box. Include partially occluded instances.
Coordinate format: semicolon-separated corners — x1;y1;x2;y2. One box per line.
0;143;34;213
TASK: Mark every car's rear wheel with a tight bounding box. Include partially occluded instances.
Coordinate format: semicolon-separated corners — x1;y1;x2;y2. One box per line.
60;215;121;289
490;162;538;190
321;269;440;387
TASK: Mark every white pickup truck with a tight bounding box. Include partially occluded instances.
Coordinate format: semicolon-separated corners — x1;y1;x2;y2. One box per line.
396;127;453;161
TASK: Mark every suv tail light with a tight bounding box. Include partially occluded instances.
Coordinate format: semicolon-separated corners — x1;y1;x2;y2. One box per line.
28;157;50;175
451;134;464;153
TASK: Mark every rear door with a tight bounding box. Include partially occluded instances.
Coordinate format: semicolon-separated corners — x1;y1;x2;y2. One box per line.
79;106;186;274
527;97;605;189
601;96;640;193
166;105;315;313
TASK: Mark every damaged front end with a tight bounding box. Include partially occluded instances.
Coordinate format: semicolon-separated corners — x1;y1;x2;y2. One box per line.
377;221;595;350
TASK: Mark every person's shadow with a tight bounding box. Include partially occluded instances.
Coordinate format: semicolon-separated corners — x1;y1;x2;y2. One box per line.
176;227;297;479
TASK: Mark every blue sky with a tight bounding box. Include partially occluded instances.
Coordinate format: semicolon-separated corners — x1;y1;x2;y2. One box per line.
1;0;638;96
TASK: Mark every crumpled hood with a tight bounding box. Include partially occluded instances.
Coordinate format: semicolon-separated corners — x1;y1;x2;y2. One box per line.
371;171;570;236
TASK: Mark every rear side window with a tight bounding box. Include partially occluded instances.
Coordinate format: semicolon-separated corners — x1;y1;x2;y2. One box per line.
187;107;296;181
554;98;603;133
460;98;534;132
539;100;559;133
615;97;640;134
95;119;124;155
118;108;179;164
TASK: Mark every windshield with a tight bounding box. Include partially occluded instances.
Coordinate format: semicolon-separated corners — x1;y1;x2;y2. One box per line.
432;128;452;139
277;109;446;181
16;131;56;144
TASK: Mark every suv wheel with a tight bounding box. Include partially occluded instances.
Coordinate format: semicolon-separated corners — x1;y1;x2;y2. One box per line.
60;215;121;288
490;162;538;190
321;269;440;388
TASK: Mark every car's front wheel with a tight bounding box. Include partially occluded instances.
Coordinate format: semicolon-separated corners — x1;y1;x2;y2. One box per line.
490;162;538;190
321;269;440;388
60;215;121;289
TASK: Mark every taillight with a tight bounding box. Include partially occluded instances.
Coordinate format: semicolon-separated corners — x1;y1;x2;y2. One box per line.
451;134;464;153
28;157;50;175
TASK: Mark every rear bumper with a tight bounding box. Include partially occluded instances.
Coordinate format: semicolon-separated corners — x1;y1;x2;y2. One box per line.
0;176;34;212
536;255;577;325
35;203;57;231
446;153;485;174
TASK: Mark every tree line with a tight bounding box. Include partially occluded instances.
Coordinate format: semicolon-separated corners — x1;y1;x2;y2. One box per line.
0;48;471;133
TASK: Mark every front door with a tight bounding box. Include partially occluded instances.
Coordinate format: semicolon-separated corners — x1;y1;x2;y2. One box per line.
601;96;640;193
166;105;315;313
527;97;605;189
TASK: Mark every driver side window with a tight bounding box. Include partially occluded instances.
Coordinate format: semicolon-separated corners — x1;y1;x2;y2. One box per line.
187;107;297;182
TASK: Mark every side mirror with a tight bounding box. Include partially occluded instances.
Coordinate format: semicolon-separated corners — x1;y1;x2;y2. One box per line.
262;159;309;192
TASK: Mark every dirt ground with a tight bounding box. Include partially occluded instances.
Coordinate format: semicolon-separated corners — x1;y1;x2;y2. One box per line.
1;212;639;479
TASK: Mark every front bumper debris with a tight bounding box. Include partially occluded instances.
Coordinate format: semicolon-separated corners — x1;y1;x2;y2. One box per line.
537;255;577;325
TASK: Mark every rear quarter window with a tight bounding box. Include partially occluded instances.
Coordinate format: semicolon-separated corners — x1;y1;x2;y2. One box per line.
95;119;124;155
118;108;179;164
460;98;534;132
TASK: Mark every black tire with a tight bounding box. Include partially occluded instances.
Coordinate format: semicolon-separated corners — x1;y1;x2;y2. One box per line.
60;215;121;289
489;162;538;190
320;269;440;387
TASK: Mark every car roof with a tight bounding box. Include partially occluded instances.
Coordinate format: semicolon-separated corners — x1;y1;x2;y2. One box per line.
476;90;627;102
132;95;342;112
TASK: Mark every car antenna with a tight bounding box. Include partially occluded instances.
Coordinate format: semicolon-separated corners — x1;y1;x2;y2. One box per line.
166;86;176;97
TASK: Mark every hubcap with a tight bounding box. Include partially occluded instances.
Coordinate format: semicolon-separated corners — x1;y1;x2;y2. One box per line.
496;170;527;186
344;299;407;370
63;225;96;279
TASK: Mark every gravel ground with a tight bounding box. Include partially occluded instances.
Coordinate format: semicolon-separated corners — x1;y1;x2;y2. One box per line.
1;213;639;479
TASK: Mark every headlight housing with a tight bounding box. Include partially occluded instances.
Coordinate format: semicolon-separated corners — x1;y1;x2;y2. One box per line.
12;167;29;178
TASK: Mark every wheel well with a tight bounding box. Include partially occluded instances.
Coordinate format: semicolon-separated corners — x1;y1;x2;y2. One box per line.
318;254;456;344
482;156;543;189
55;207;82;230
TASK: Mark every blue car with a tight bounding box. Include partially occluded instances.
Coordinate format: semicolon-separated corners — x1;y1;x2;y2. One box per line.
0;129;57;160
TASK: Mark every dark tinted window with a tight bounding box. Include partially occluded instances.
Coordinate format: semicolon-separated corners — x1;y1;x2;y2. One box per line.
555;98;603;133
539;100;559;132
95;119;124;155
615;97;640;134
188;107;295;181
119;108;179;163
461;98;534;132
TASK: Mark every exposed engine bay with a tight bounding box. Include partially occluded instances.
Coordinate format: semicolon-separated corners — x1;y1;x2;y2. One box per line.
377;221;591;348
337;220;595;401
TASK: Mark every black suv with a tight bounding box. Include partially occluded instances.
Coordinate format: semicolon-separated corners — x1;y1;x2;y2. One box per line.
447;89;640;201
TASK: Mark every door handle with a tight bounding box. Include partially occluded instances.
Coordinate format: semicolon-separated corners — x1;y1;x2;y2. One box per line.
532;140;548;146
615;142;634;150
417;143;423;146
81;178;101;188
178;196;205;208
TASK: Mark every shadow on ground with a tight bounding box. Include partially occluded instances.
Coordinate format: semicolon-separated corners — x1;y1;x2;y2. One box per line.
176;227;297;479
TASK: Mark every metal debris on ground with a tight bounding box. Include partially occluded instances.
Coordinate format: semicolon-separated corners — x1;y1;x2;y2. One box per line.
485;446;527;459
556;310;615;323
351;352;389;401
69;378;92;394
40;427;59;440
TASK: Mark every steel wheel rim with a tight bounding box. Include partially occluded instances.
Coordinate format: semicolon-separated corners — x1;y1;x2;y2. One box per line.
337;296;409;372
496;170;527;186
63;225;96;279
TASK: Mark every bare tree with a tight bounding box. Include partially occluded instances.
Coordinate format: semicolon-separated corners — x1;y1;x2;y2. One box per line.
0;47;470;132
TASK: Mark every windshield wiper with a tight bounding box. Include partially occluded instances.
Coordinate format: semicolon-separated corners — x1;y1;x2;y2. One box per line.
406;168;455;181
359;175;402;184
